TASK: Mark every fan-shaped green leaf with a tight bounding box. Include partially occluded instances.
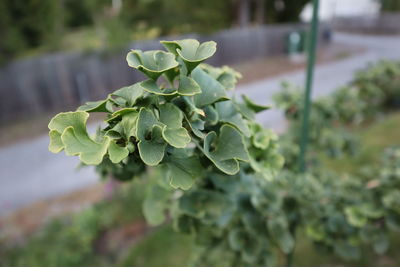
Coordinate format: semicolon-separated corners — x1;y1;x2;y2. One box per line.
48;112;110;165
108;140;129;163
203;125;249;175
177;75;201;96
192;67;229;107
48;130;63;153
106;108;137;124
136;108;158;140
182;96;205;116
78;99;113;113
136;108;166;165
250;123;275;149
234;101;256;120
204;106;219;126
107;111;139;140
159;103;183;128
242;95;270;113
140;80;177;95
159;103;191;148
143;184;170;225
215;101;250;137
110;83;144;107
138;125;166;166
162;127;191;148
186;117;206;138
126;50;179;80
201;64;242;90
161;39;216;73
61;127;110;165
166;156;203;190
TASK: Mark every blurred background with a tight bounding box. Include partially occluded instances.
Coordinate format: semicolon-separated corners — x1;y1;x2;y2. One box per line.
0;0;400;266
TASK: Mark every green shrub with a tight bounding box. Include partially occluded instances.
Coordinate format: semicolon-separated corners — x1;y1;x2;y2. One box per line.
353;60;400;110
47;39;286;266
46;37;400;266
0;183;145;267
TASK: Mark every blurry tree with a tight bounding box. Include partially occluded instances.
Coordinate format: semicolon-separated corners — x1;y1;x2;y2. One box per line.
120;0;233;36
0;0;312;64
238;0;251;27
0;0;63;63
265;0;311;23
236;0;311;26
0;1;26;63
64;0;94;28
380;0;400;11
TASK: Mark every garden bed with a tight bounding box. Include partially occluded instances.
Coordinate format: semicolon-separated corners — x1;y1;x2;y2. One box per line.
118;111;400;267
2;110;399;267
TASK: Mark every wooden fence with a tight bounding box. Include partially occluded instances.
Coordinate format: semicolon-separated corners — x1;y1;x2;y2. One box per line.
0;23;330;125
332;13;400;34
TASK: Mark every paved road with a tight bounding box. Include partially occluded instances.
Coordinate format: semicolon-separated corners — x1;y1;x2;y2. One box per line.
1;33;400;216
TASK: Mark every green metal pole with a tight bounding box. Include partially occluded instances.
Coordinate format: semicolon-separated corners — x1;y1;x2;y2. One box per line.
286;2;320;266
298;0;320;173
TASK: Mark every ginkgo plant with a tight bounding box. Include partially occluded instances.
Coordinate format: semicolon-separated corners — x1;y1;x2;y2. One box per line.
48;38;285;266
49;39;273;186
42;42;400;267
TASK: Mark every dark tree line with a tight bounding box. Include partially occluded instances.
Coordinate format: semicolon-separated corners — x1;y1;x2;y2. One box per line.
380;0;400;11
1;0;313;63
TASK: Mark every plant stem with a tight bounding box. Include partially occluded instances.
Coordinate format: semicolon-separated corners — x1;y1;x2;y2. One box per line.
286;251;294;267
285;221;298;267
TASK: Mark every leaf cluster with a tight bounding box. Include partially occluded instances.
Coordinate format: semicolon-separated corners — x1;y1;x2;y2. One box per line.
48;39;400;266
49;39;278;191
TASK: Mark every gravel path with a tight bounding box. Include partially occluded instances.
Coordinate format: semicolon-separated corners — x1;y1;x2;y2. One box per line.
1;32;400;216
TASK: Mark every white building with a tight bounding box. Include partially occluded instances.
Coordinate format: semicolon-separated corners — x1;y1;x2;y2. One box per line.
301;0;381;21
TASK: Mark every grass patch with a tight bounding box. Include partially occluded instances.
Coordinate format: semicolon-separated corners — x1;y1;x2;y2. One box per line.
294;232;400;267
118;225;194;267
325;112;400;174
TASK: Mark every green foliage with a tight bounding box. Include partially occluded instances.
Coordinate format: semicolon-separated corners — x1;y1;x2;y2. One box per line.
47;38;286;266
118;225;194;267
353;60;400;109
47;36;400;266
161;39;217;73
271;73;400;264
1;0;314;62
274;82;360;167
380;0;400;11
265;0;311;23
63;0;94;28
0;0;63;63
0;183;145;267
120;0;232;36
49;111;111;165
48;38;276;186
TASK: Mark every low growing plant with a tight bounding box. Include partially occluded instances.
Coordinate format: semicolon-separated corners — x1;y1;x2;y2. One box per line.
48;39;285;266
46;37;400;267
353;60;400;109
